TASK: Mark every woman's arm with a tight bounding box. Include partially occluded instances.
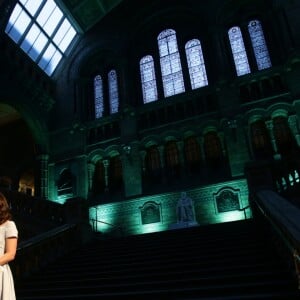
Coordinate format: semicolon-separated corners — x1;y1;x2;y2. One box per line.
0;237;18;265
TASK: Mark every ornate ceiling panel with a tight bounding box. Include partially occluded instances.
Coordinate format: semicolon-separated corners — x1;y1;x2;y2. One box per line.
61;0;124;32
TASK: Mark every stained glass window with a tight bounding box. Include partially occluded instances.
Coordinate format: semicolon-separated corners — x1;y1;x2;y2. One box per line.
158;29;185;97
94;75;104;119
228;26;251;76
248;20;271;70
108;70;119;114
185;39;208;89
140;55;158;103
5;0;78;76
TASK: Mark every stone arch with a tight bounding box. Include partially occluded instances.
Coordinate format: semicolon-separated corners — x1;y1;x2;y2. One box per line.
183;130;199;139
160;130;182;143
141;135;161;148
88;150;106;164
0;102;47;193
268;104;291;119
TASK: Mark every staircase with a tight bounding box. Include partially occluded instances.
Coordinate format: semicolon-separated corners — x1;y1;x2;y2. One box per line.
15;219;300;299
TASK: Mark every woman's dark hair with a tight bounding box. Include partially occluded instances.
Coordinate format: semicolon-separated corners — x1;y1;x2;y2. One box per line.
0;192;11;225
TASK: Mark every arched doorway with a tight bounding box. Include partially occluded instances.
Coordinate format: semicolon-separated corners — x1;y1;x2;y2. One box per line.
0;103;36;194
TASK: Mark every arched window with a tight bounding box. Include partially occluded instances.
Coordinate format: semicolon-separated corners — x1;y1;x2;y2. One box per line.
250;120;273;160
228;26;251;76
94;75;104;119
204;131;223;167
184;136;201;174
248;20;271;70
140;55;158;103
92;160;105;194
229;20;271;77
109;155;123;192
108;70;119;114
185;39;208;89
93;70;119;119
145;146;162;182
164;141;180;178
273;117;297;157
158;29;185;97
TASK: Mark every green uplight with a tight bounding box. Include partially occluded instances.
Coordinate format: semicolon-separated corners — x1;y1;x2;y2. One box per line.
139;223;167;235
89;205;119;234
88;179;251;236
216;210;246;223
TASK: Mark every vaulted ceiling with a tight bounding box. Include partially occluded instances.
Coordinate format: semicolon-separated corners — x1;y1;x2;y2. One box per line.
60;0;124;32
0;0;125;126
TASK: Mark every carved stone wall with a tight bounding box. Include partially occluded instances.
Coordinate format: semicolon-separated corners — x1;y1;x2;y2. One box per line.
89;178;250;236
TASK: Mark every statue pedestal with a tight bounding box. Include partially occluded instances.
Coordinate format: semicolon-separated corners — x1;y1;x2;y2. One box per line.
168;221;199;230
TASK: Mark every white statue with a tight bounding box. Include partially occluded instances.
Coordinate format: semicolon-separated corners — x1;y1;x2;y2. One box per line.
177;192;195;223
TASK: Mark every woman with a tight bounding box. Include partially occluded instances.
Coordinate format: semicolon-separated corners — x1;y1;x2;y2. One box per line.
0;192;18;300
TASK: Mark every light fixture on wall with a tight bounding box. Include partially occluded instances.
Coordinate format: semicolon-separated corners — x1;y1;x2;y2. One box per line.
123;145;131;155
227;119;237;142
227;119;237;129
69;120;85;134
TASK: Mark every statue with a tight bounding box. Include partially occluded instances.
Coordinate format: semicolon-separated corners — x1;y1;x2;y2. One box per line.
177;192;195;223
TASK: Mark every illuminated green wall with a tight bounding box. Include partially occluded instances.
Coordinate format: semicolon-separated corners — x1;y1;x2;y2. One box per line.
89;178;251;236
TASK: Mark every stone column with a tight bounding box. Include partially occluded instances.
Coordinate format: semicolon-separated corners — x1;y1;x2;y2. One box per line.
87;162;95;194
198;136;206;163
218;131;226;158
289;115;300;146
177;141;185;176
158;145;166;183
140;150;147;178
36;154;49;199
102;159;110;192
266;120;278;155
76;155;88;199
121;142;142;198
224;119;251;177
48;162;55;200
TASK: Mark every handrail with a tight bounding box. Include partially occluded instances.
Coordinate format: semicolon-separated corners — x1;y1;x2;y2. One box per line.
17;223;76;251
238;205;250;219
254;192;300;289
12;223;79;280
255;200;296;252
90;218;123;236
90;205;124;236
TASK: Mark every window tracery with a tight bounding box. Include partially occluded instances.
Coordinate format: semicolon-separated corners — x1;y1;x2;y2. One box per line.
94;75;104;119
228;26;251;76
158;29;185;97
185;39;208;89
140;55;158;103
248;20;271;70
228;20;271;76
108;70;119;114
